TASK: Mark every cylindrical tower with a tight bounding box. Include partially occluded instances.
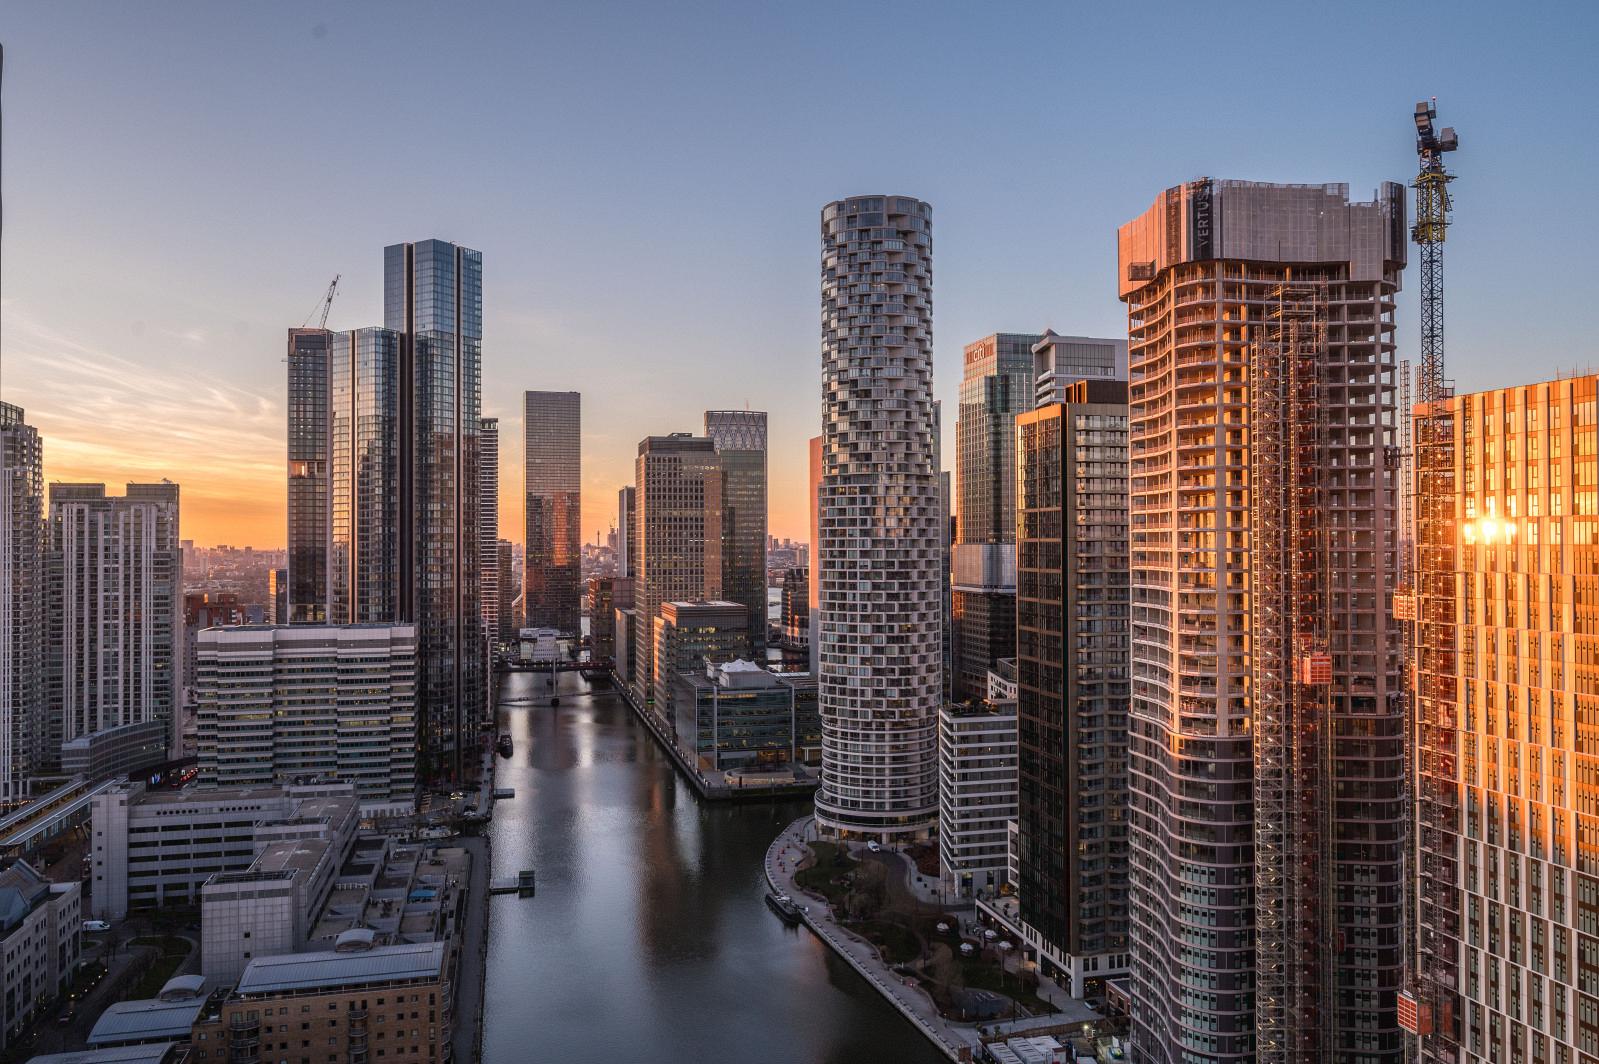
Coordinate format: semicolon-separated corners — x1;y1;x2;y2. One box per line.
815;195;940;841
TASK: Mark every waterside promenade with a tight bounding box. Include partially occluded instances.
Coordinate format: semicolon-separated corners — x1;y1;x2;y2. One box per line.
764;817;1103;1063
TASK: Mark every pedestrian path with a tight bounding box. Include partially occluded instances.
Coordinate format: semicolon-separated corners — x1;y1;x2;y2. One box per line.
763;817;965;1061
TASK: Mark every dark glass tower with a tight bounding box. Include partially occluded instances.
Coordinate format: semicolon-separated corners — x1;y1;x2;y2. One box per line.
1014;380;1130;998
523;391;582;636
287;328;332;624
704;410;768;656
384;239;485;784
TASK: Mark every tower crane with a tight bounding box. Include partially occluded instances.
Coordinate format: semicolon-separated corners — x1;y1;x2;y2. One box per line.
302;274;341;329
1401;98;1462;1057
1412;100;1458;404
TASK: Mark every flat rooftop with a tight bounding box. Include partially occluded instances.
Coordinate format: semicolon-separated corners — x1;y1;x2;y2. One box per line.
236;940;447;996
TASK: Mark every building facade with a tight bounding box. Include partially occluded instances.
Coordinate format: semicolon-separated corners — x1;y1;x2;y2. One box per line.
1014;381;1131;999
1119;179;1408;1063
632;435;721;704
47;482;181;761
951;333;1039;702
0;860;80;1053
194;625;418;807
672;660;821;772
89;782;357;920
704;410;768;656
780;567;809;647
651;600;749;724
495;539;517;648
937;701;1018;899
0;404;44;806
286;328;333;625
187;940;454;1064
297;242;484;783
1030;331;1126;407
587;577;615;664
479;416;501;651
524;391;581;636
385;239;485;783
1408;376;1599;1064
815;195;941;842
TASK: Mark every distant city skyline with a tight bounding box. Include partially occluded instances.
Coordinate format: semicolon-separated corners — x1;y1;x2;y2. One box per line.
2;4;1595;549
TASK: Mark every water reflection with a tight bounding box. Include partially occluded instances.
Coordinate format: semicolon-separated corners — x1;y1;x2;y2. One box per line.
482;669;946;1064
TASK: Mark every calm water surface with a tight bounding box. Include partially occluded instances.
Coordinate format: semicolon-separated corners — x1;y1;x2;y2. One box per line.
482;669;946;1064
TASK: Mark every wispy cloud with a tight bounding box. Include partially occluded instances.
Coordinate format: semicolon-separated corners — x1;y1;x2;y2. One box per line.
3;301;283;543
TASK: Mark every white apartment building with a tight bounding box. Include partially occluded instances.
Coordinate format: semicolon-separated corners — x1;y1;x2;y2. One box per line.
89;781;357;920
937;702;1018;898
194;625;416;811
46;482;181;762
0;860;80;1052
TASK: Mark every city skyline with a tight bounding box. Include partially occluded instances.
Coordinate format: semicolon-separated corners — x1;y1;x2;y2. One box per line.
3;4;1593;549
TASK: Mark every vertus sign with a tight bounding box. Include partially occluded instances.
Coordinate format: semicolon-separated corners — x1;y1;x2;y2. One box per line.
1190;179;1215;261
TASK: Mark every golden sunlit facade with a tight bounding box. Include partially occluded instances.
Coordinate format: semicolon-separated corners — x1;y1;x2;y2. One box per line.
1423;375;1599;1064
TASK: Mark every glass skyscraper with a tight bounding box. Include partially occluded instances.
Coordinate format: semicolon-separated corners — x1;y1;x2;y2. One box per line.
524;391;581;636
290;241;484;784
286;327;333;624
704;410;768;656
385;239;485;784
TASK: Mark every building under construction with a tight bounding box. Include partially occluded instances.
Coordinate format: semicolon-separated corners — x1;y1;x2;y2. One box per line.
1117;179;1408;1063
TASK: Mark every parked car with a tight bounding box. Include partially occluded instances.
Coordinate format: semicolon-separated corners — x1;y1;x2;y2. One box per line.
82;920;111;933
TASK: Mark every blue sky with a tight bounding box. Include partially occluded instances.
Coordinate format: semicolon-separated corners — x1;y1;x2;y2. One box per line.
1;0;1594;544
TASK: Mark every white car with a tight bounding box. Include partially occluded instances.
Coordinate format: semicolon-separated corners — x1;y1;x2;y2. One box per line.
82;920;111;933
866;841;882;853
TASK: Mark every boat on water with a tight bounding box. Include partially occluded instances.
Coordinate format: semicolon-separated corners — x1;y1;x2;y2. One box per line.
496;733;513;757
765;891;804;925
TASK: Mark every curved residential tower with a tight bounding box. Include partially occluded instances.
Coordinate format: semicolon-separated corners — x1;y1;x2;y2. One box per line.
815;195;940;841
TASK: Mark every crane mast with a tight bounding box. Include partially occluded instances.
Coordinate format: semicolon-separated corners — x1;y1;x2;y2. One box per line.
1401;98;1462;1059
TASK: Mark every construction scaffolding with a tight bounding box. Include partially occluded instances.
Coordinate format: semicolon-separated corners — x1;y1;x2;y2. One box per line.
1250;282;1335;1064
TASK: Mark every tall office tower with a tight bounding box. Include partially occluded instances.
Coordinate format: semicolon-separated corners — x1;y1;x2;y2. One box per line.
47;482;181;759
524;391;581;636
1404;376;1597;1064
195;624;417;807
495;539;516;647
0;404;44;805
807;435;822;675
479;416;501;648
328;327;403;625
951;333;1040;702
1030;330;1126;407
1014;380;1130;998
704;410;769;656
1118;180;1407;1063
632;434;721;704
815;194;940;842
383;239;485;782
286;327;333;624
